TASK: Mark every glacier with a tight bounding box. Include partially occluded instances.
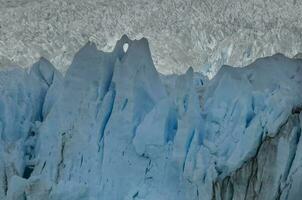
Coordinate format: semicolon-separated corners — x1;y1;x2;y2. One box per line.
0;35;302;200
1;0;302;77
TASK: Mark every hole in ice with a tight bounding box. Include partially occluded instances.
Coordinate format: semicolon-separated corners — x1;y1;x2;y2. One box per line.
123;43;129;53
23;165;34;179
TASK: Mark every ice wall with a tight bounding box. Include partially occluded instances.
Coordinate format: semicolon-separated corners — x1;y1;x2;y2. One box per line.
0;36;301;200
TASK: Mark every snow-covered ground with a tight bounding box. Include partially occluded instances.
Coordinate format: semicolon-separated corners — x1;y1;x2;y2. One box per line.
0;36;301;200
1;0;302;77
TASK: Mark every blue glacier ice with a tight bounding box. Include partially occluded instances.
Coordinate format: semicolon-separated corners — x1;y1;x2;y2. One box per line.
0;36;302;200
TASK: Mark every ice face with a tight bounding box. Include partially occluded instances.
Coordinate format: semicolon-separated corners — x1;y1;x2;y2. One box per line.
0;36;301;200
0;58;62;199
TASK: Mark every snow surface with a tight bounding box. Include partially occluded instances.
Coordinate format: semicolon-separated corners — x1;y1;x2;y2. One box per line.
1;0;302;77
0;35;301;200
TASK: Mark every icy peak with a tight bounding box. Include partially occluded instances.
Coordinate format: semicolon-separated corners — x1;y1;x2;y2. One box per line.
30;57;61;85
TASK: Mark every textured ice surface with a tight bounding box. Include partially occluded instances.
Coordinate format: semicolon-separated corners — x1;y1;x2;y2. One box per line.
0;36;302;199
1;0;302;77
